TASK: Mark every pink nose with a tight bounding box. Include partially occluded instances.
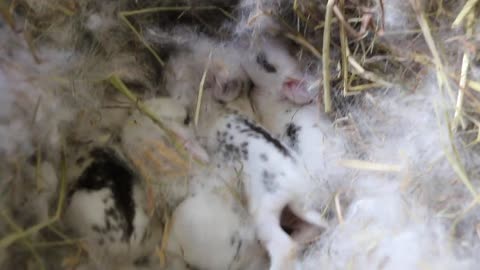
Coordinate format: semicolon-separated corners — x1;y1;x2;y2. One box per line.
282;79;316;105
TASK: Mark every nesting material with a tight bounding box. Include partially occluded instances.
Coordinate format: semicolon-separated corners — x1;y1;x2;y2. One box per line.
302;185;474;270
1;0;480;270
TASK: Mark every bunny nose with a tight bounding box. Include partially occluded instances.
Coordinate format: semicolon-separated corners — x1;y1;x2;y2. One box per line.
282;78;316;105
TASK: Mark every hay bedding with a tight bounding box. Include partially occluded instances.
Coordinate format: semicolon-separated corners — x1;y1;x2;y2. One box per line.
1;0;480;269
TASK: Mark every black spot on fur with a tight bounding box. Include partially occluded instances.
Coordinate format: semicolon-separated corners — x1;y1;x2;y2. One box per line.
221;143;243;161
225;144;235;153
241;149;248;160
260;153;268;161
73;147;136;239
226;123;231;129
241;119;292;158
285;123;301;149
262;170;278;193
256;52;277;73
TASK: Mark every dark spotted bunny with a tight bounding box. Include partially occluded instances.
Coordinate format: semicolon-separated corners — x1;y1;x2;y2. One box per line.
65;147;161;268
245;37;349;200
206;114;328;270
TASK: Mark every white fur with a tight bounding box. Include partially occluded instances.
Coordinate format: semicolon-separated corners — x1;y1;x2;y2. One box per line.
65;149;161;269
244;37;349;208
121;96;266;270
66;190;157;266
166;190;267;270
242;37;317;105
207;113;328;270
2;1;480;270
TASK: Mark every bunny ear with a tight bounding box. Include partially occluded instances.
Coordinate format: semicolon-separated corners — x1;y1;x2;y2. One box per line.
281;78;315;105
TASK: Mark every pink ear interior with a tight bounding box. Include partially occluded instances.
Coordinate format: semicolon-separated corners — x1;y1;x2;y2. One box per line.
281;78;314;105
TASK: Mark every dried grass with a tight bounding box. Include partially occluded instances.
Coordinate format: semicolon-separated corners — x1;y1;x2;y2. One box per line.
2;0;480;268
0;147;68;249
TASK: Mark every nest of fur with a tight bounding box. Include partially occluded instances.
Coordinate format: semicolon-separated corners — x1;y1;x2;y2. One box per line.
1;0;480;269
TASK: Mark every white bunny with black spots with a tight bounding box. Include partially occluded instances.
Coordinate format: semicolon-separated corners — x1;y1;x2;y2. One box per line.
242;37;317;106
245;37;349;202
206;113;328;270
65;147;161;269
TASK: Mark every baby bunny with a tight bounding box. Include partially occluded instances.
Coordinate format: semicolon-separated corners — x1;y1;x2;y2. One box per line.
159;28;252;107
122;97;209;163
242;37;317;105
165;189;268;270
245;37;348;194
206;113;328;270
65;147;162;269
121;97;209;209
